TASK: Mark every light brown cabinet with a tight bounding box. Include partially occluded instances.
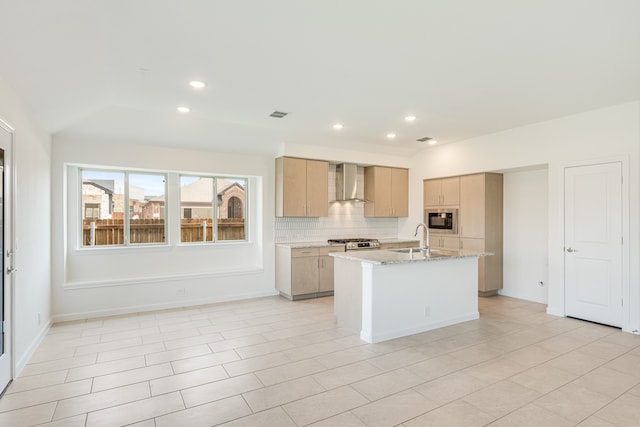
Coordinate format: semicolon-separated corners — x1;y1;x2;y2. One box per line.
459;173;503;296
423;176;460;207
364;166;409;217
275;245;345;299
379;241;420;250
430;236;460;251
276;157;329;217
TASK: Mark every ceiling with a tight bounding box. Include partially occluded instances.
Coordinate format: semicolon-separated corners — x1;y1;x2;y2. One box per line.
1;0;639;156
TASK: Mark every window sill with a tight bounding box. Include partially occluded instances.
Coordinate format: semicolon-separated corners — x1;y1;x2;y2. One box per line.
63;267;264;290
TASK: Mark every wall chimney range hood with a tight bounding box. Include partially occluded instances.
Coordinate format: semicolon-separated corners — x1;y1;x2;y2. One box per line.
334;163;365;202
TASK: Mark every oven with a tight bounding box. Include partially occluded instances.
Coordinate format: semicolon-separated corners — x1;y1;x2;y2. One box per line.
424;208;458;234
327;238;381;251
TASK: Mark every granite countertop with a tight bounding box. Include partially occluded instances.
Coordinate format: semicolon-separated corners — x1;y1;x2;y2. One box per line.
275;241;345;249
275;238;419;249
330;248;492;265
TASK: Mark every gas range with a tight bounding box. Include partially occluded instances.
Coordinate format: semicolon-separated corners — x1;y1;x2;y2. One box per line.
327;238;381;250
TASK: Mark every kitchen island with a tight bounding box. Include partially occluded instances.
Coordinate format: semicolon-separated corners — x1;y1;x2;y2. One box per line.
331;248;491;343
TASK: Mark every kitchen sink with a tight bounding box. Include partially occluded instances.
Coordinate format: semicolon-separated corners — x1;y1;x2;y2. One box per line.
389;248;453;258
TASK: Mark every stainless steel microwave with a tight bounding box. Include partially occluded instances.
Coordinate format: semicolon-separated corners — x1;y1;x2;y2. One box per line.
424;208;458;234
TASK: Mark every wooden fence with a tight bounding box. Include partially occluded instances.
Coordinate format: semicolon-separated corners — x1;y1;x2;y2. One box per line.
83;218;245;245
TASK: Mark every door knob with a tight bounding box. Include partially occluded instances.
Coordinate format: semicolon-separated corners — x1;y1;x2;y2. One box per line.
566;247;577;253
6;266;17;274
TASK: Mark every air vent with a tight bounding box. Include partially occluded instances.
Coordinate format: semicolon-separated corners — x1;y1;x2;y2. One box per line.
416;136;434;142
269;110;289;118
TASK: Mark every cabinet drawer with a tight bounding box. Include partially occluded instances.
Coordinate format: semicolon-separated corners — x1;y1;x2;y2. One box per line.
291;248;320;258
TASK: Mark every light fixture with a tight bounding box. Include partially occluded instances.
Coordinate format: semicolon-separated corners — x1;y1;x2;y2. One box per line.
333;123;343;130
404;115;416;122
428;139;438;145
177;106;191;113
386;133;397;139
189;80;206;89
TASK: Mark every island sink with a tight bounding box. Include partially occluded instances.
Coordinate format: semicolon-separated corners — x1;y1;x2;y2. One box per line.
389;248;451;258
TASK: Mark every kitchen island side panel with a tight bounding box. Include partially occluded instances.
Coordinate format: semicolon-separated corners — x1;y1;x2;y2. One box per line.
362;257;479;343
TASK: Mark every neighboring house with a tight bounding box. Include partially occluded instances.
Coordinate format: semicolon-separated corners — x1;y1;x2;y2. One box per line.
218;182;244;219
81;180;114;219
82;180;147;220
179;178;245;220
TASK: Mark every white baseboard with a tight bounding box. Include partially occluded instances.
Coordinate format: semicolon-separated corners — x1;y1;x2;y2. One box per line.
497;289;548;305
52;289;280;323
15;320;52;377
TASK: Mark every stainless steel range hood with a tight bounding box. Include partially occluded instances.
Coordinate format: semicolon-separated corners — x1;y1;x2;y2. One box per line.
334;163;364;202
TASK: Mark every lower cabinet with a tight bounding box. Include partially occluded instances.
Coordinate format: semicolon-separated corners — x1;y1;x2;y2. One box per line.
275;246;345;300
460;237;503;296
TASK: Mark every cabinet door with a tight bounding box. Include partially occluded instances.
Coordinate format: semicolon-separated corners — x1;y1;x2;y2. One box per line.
318;255;334;292
306;159;329;217
423;179;442;207
365;167;392;217
291;256;319;296
440;177;460;206
459;174;485;238
441;236;460;250
391;168;408;217
281;157;307;217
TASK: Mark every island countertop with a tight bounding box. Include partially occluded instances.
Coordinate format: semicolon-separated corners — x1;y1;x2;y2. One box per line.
330;248;492;265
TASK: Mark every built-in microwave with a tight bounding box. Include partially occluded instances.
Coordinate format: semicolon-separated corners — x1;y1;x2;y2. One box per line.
424;208;458;234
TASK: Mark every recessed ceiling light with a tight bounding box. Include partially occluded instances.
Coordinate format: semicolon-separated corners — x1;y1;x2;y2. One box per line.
428;139;438;145
189;80;206;89
404;115;416;122
386;133;397;139
177;106;191;113
333;123;343;130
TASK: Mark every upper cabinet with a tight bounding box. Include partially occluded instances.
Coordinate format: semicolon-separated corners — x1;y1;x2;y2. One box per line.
423;176;460;207
364;166;408;217
276;157;329;217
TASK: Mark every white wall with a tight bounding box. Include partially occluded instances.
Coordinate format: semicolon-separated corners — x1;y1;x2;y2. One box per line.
501;168;548;303
51;138;277;321
407;101;640;334
0;75;52;374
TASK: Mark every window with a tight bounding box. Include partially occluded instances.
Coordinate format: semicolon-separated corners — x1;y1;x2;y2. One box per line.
180;176;247;243
85;203;100;219
81;169;167;247
78;167;248;248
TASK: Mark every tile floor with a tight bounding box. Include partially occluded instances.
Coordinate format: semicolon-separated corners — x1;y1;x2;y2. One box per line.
1;295;640;426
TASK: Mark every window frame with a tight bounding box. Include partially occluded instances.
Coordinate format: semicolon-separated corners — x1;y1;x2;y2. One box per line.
76;166;250;250
79;168;169;248
179;174;248;245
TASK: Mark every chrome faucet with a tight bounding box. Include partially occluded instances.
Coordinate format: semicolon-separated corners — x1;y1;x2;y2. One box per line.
414;223;430;253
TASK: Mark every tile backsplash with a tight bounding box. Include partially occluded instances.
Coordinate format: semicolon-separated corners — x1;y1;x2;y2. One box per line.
274;165;399;242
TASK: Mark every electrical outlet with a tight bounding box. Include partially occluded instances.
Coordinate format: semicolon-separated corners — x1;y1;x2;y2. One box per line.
37;313;41;325
176;288;186;296
424;305;431;317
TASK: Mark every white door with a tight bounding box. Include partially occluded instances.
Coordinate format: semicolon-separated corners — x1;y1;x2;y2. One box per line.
564;162;622;327
0;120;13;394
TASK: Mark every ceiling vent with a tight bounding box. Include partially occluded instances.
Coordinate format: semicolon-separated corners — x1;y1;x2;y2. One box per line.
269;110;289;118
416;136;434;142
